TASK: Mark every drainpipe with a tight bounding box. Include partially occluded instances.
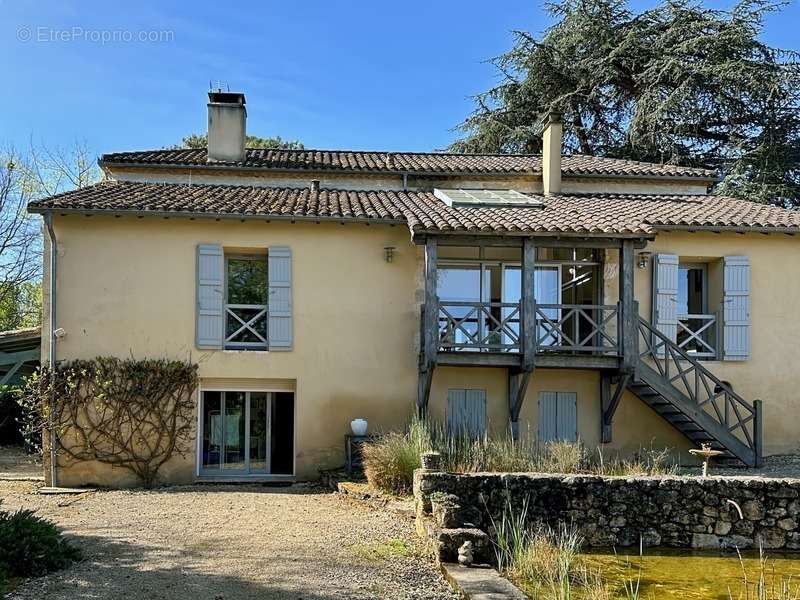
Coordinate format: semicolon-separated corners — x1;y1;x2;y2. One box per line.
44;212;58;487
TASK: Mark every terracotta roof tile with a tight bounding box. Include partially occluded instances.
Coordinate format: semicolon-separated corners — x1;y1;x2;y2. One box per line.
99;148;716;179
29;181;800;235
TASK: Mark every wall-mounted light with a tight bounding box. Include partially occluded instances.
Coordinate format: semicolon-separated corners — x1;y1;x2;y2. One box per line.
384;246;396;263
637;251;652;269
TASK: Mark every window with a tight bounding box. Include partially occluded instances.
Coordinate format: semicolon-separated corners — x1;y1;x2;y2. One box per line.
447;389;487;437
538;391;577;442
676;263;717;357
225;255;268;350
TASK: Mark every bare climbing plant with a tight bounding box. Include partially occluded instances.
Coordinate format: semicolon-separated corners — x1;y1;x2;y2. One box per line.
20;357;198;487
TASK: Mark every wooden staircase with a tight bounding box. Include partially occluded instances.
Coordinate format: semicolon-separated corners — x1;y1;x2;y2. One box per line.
627;317;762;467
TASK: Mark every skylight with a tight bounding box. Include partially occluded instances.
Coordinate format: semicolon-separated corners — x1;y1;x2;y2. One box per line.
433;188;543;209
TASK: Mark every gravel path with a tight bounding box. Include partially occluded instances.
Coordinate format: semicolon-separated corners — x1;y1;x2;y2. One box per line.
0;481;458;600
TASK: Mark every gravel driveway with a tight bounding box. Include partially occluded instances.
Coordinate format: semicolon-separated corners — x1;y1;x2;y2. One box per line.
0;481;458;600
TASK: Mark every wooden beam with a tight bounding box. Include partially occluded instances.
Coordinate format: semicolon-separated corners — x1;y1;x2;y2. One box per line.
436;352;620;370
601;372;630;443
0;360;25;387
619;239;638;374
753;399;763;468
508;369;533;440
417;367;435;417
0;349;39;366
423;237;438;370
417;237;439;415
521;237;536;373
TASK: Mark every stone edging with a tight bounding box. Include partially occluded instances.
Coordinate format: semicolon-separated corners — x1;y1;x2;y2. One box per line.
440;563;529;600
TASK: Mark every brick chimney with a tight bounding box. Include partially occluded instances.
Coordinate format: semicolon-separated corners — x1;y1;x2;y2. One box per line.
207;90;247;163
541;112;562;195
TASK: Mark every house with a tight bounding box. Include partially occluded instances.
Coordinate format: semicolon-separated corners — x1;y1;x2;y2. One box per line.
28;92;800;487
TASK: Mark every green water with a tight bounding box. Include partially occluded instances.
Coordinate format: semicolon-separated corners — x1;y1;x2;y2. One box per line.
582;548;800;599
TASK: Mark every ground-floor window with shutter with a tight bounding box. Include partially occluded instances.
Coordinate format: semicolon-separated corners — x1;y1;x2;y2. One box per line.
196;244;293;351
538;391;577;442
447;389;487;437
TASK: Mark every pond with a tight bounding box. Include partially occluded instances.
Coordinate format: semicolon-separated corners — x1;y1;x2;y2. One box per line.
583;547;800;599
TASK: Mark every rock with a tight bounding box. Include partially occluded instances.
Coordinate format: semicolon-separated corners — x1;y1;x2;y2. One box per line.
755;528;787;549
715;521;732;535
778;517;798;531
742;500;765;520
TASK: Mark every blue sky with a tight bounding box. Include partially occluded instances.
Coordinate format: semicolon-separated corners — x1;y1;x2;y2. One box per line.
3;0;798;157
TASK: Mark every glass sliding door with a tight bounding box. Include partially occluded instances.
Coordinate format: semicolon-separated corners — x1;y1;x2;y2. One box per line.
437;264;482;350
535;266;561;347
200;390;273;476
502;265;521;347
248;392;269;474
222;392;246;470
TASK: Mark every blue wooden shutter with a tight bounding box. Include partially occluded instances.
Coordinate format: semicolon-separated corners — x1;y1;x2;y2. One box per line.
652;254;679;349
539;391;577;442
447;389;467;433
268;246;293;350
447;389;486;437
538;391;558;442
196;244;224;349
465;389;487;437
723;256;750;360
557;392;577;442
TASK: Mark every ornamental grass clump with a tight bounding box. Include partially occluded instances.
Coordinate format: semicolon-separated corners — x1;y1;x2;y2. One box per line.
362;418;431;495
490;497;610;599
361;416;677;495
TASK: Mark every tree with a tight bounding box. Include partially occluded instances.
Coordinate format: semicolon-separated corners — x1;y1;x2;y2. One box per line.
452;0;800;206
180;133;304;150
0;141;101;330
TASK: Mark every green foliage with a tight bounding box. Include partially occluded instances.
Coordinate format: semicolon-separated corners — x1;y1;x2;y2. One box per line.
180;133;304;150
452;0;800;206
0;281;41;331
19;357;198;487
0;504;79;590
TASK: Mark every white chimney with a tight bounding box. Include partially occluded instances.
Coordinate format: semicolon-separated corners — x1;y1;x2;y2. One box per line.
541;112;562;195
207;91;247;163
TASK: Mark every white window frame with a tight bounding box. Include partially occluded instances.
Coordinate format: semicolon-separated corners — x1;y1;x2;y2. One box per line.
195;385;296;480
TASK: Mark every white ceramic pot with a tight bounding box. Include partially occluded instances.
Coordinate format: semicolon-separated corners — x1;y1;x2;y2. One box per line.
350;418;368;436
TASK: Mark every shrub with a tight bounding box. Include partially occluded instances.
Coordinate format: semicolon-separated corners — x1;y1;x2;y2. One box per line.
0;504;79;588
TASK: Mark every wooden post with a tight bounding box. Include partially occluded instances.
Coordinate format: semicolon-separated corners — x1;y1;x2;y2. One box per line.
417;237;439;414
508;237;536;439
619;239;637;374
508;370;532;440
753;398;763;467
600;373;612;443
521;238;536;372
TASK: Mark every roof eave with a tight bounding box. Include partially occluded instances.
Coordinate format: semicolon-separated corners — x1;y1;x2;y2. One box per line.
564;172;720;184
27;206;409;227
652;224;800;235
98;160;541;179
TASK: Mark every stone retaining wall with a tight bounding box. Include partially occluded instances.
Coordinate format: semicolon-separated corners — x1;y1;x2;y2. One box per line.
413;470;800;559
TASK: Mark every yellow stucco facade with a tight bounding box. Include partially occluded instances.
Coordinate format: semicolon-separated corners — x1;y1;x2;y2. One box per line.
42;209;800;486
